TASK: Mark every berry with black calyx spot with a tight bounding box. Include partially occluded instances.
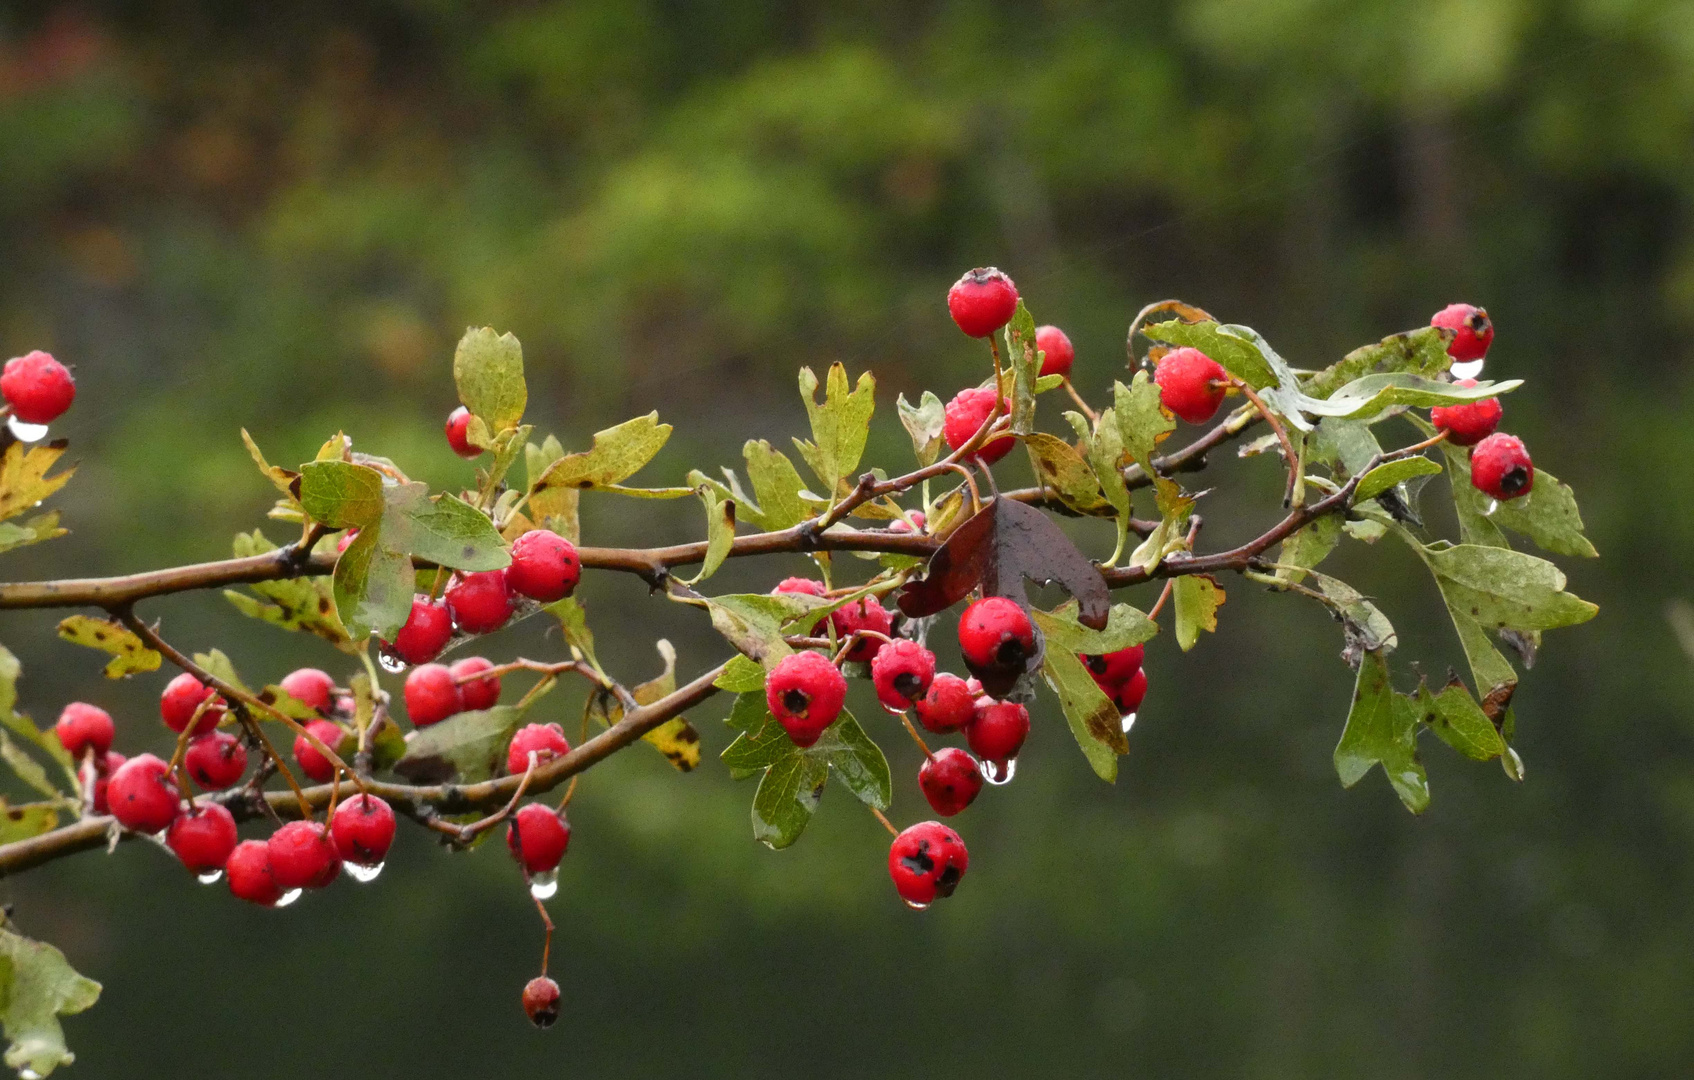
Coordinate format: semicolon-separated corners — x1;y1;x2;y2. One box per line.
764;651;848;748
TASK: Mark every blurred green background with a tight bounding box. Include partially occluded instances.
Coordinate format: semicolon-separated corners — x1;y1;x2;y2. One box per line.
0;1;1689;1076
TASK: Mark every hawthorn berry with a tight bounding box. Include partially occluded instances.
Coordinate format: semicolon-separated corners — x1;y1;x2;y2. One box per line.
914;673;977;734
508;722;571;776
523;976;562;1029
446;569;514;634
160;672;225;736
1430;380;1503;447
278;667;336;714
941;386;1015;465
1470;432;1534;501
869;639;936;713
184;730;247;790
947;267;1019;338
0;350;75;424
1084;644;1144;690
89;751;123;814
292;720;344;784
775;576;827;634
166;803;239;876
450;656;501;711
445;405;482;458
1155;347;1228;425
268;820;342;891
405;663;463;727
918;747;984;817
507;802;571;876
966;700;1030;768
337;528;358;553
1035;324;1075;379
385;596;453;665
330;794;396;866
1114;668;1148;715
765;651;848;748
889;511;926;534
507;530;581;602
106;753;180;833
831;595;893;664
888;821;969;907
54;702;114;760
226;840;282;906
1431;303;1494;363
957;597;1038;692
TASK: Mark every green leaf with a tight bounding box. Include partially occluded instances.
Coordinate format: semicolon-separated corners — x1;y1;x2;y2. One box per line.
1173;576;1225;651
793;363;875;493
813;710;891;810
723;688;774;737
1355;456;1442;503
381;486;510;571
1032;602;1158;655
1041;646;1127;782
1418;544;1599;632
55;616;161;678
0;442;74;525
715;655;767;694
684;486;737;586
523;435;580;541
1078;407;1133;562
722;713;795;779
741;441;810;531
1314;373;1521;422
1333;649;1429;814
332;526;414;641
0;512;65;556
224;531;352;651
1023;432;1106;513
751;752;829;850
1439;441;1596;558
1418;680;1505;762
1275;515;1342;584
254;684;322;722
896;391;946;466
535;413;672;492
544;597;600;670
0;649;74;792
453;326;527;433
190;648;249;697
297;461;385;530
0;800;58;844
1300;325;1453;399
0;925;101;1078
1143;319;1281;389
0;730;59;800
1300;570;1398;657
698;594;800;666
1003;300;1041;435
1113;372;1176;473
392;705;526;784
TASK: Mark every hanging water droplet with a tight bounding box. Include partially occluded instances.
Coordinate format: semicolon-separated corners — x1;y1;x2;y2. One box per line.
344;860;384;883
196;869;223;885
902;898;930;912
1450;359;1484;380
1120;711;1137;734
21;1067;43;1079
527;869;559;900
378;652;406;674
274;888;303;908
6;417;48;443
983;757;1017;786
1483;498;1499;516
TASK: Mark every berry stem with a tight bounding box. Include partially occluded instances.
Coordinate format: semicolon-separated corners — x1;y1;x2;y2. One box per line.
1225;376;1300;508
1062;378;1099;425
532;890;555;976
555;775;578;812
896;712;934;760
831;630;894;667
869;805;900;838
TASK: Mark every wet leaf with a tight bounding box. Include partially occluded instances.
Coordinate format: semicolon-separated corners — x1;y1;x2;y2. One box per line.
1355;456;1442;503
297;461;385;530
1418;679;1504;762
1276;515;1342;584
1003;300;1042;435
729;702;886;845
240;428;299;499
393;705;526;784
0;513;65;555
1333;649;1429;814
0;441;74;525
1023;432;1106;513
1438;441;1596;558
742;441;810;531
897;391;947;466
55;616;160;678
1300;325;1452;399
714;655;767;694
1113;372;1176;473
683;485;736;586
0;800;58;844
254;684;322;722
1041;646;1127;782
793;363;875;494
1143;319;1284;389
1300;569;1397;664
332;526;414;641
535;413;672;492
1031;602;1157;655
751;752;829;850
0;925;101;1077
1419;544;1599;632
1314;373;1520;422
544;598;600;671
1077;407;1133;561
698;594;801;666
0;649;74;790
224;531;351;650
381;486;510;571
453;326;527;433
1173;575;1225;651
815;710;891;810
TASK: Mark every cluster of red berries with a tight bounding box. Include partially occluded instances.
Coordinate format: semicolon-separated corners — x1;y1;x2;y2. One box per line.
0;350;75;426
381;529;581;665
1084;643;1147;718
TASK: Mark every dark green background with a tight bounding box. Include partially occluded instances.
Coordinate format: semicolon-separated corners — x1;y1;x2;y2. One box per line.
0;2;1689;1076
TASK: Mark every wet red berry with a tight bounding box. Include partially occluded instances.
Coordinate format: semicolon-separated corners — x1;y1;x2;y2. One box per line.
1114;668;1148;714
0;350;75;424
268;819;341;890
507;803;571;876
1084;644;1143;690
226;840;282;906
1430;380;1503;447
888;820;969;906
405;663;463;727
941;386;1015;465
54;702;113;760
446;569;514;634
1155;347;1228;425
184;730;247;790
774;577;827;634
160;672;225;736
1470;432;1534;501
918;748;984;817
889;511;926;534
385;596;453;665
947;267;1019;338
331;794;396;866
507;722;571;776
292;720;344;784
507;530;581;602
966;700;1030;766
90;751;123;814
957;597;1037;693
166;803;239;875
831;595;893;664
522;976;562;1029
765;651;848;748
1035;324;1075;378
279;668;336;714
1431;303;1493;363
915;673;977;734
445;405;482;458
870;639;936;713
450;656;501;711
106;753;180;833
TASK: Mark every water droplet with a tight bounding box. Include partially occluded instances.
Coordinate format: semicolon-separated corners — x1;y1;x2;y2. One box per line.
1120;711;1137;734
21;1067;43;1079
527;869;559;900
902;898;930;911
983;757;1017;786
6;417;48;443
1450;359;1484;380
344;860;384;883
378;653;406;674
196;869;223;885
1483;498;1499;516
275;888;303;908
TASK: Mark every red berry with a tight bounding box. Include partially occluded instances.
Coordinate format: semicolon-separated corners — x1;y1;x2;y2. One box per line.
292;720;345;784
507;530;581;602
1114;668;1148;714
831;595;893;664
1470;433;1534;501
184;731;247;790
385;596;454;665
450;656;501;711
226;840;282;906
888;820;969;906
0;350;75;424
90;751;123;814
1083;644;1144;690
966;700;1030;765
507;802;571;876
1154;347;1228;425
166;803;239;875
445;405;482;458
160;672;225;736
278;668;336;714
1035;325;1075;378
914;673;977;733
1430;380;1503;447
869;639;936;713
957;597;1038;692
507;722;571;776
54;702;114;760
941;386;1015;465
947;267;1019;338
404;663;463;727
330;794;396;866
522;976;562;1029
1431;303;1494;363
337;529;358;553
268;820;342;890
774;577;826;598
888;511;927;534
918;748;984;817
445;569;514;634
106;753;180;833
765;651;848;748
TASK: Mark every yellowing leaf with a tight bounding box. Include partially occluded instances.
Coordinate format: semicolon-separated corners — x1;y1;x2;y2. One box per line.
453;326;527;432
1173;575;1225;651
0;926;101;1078
584;641;701;771
0;512;65;555
55;616;161;678
240;428;300;498
536;413;672;492
0;442;74;524
792;363;875;493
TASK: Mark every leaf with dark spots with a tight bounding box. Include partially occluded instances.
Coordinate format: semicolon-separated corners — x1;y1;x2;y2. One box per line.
898;498;1109;629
